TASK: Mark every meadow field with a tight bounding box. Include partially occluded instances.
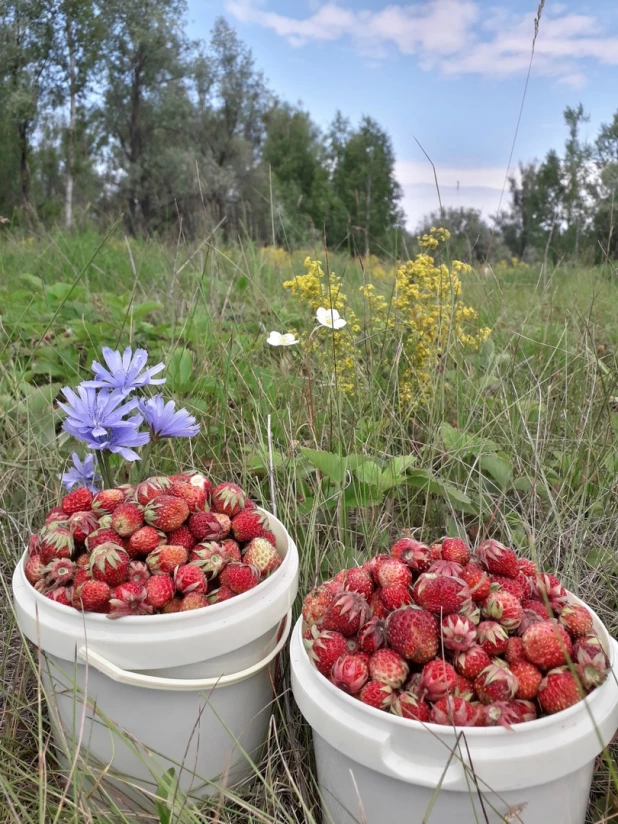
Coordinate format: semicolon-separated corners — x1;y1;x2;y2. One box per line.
1;228;618;822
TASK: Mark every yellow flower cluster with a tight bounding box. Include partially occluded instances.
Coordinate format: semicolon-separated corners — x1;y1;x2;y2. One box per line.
261;246;292;269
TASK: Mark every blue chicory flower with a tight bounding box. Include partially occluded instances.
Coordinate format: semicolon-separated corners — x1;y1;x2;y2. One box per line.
58;453;101;492
81;347;165;397
139;395;200;438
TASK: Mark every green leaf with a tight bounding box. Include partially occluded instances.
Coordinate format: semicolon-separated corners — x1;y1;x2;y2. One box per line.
19;273;44;291
300;448;348;485
343;482;381;508
156;767;176;824
131;300;162;321
352;460;382;487
378;454;417;491
167;349;193;393
480;454;512;489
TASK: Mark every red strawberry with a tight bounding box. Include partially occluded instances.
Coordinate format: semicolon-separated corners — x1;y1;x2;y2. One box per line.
89;543;130;587
135;476;172;506
46;586;72;607
454;645;492;680
262;530;277;547
412;573;472;616
185;472;212;499
518;599;551;635
532;573;568;612
482;591;523;631
161;597;183;613
522;621;573;669
475;539;519;579
231;509;268;543
73;568;92;588
430;696;482;727
108;582;153;618
92;488;125;516
429;560;464;578
180;593;209;611
420;660;457;702
538;667;584;714
25;555;45;586
169;479;208;513
39;524;74;565
343;567;374;599
111;502;144;537
559;604;593;638
441;537;471;566
390;690;430;721
45;507;67;525
322;592;371;637
359;680;394;710
86;527;123;552
128;560;150;586
75;553;89;568
243;537;282;575
61;487;93;515
212;512;232;538
222;538;242;562
489;575;524;601
453;673;475;700
331;654;369;694
146;545;188;575
208;585;236;604
505;636;525;664
357;617;388;654
190;541;228;579
306;628;349;676
461;563;491;602
366;649;407;688
484;699;537;727
516;571;533;600
375;559;412;589
390;537;432;572
144;495;189;533
219;562;261;594
166;525;196;552
369;589;389;619
440;614;477;652
127;525;165;556
379;583;414;612
73;579;111;612
69;511;99;544
573;633;606;661
146;574;175;608
474;663;519;704
387;606;439;663
368;554;391;578
175;563;207;595
476;620;509;656
212;482;246;517
43;557;75;589
188;511;223;541
510;660;542;699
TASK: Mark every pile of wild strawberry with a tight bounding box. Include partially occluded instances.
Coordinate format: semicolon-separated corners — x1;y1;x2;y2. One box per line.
302;537;610;727
24;474;281;617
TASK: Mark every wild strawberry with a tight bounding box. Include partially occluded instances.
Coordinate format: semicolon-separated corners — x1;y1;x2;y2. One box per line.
97;514;113;528
375;559;412;589
219;562;261;594
510;660;542;699
75;553;89;568
25;555;46;586
39;524;74;565
430;543;443;561
146;574;175;608
169;479;208;513
518;558;538;577
61;487;93;515
379;583;414;612
482;591;523;631
420;660;457;702
484;699;536;727
474;662;518;704
368;649;409;688
573;633;606;661
135;476;172;506
343;567;374;599
127;525;165;556
108;582;153;618
522;621;573;669
516;572;533;600
231;509;268;543
440;614;477;652
185;472;212;499
262;530;277;547
212;512;232;538
243;537;282;575
429;560;464;578
69;511;99;544
476;621;509;656
242;498;257;510
576;654;609;691
89;543;130;587
222;538;242;561
441;537;471;566
45;507;67;525
111;502;144;537
368;554;391;578
331;654;369;694
412;573;472;616
517;599;551;635
505;636;525;664
161;597;183;613
305;628;349;676
180;593;209;611
188;511;223;541
390;537;432;572
357;617;388;653
212;482;246;517
559;604;593;638
190;541;228;579
144;495;189;533
322;591;370;637
369;589;389;618
43;558;75;589
390;689;430;721
46;586;72;606
175;563;207;595
146;545;188;575
533;573;568;613
208;585;236;604
431;696;482;727
459;600;481;624
461;563;491;602
359;680;394;710
86;527;123;552
92;488;125;516
166;525;196;553
475;539;519;578
454;645;492;680
73;579;111;612
489;575;524;601
453;673;475;700
128;560;150;586
387;606;439;663
538;667;584;714
73;568;92;588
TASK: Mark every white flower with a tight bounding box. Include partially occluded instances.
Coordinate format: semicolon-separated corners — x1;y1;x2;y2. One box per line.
316;306;347;330
267;331;299;347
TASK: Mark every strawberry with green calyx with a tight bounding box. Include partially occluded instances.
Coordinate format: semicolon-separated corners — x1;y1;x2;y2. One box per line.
431;696;482;727
43;558;75;589
144;495;189;533
476;620;509;656
359;680;394;710
454;645;492;680
342;567;374;599
146;545;188;575
429;560;464;578
440;614;477;653
45;507;67;525
62;487;93;515
69;511;99;544
461;563;491;602
175;563;207;595
482;591;523;631
559;604;593;638
46;586;72;607
242;537;281;575
169;479;208;513
86;527;123;553
190;542;228;579
489;575;524;601
146;574;175;608
136;476;172;506
208;585;235;604
538;667;585;714
322;591;371;637
331;654;369;694
89;543;130;587
390;689;430;721
108;582;153;618
231;509;268;543
219;562;261;594
484;699;536;727
357;616;388;654
475;539;520;579
212;482;246;517
533;573;568;613
111;502;145;537
474;662;519;704
92;488;125;517
128;560;150;586
420;660;457;702
305;627;349;676
39;524;74;565
412;573;472;616
390;537;431;572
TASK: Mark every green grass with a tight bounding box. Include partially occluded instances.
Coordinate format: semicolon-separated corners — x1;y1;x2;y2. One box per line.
2;228;618;822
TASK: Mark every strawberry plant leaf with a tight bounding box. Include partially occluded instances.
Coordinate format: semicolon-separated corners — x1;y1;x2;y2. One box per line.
480;454;512;489
300;448;347;485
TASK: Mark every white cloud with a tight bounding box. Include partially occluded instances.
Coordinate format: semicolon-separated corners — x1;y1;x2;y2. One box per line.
225;0;618;86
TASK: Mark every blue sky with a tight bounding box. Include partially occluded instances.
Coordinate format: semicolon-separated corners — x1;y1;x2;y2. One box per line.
187;0;618;227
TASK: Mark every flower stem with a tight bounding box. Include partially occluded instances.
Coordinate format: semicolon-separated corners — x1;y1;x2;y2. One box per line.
99;451;114;490
140;435;157;481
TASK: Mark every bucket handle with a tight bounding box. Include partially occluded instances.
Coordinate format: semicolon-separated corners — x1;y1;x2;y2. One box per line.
76;609;292;692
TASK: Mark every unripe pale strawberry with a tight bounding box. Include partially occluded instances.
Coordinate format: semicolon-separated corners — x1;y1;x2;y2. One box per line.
359;680;394;710
231;509;268;543
390;537;432;572
357;617;388;654
538;667;584;714
368;649;409;688
144;495;189;533
461;563;491;602
475;539;519;579
73;579;111;612
306;628;349;676
146;574;175;608
89;543;130;587
212;482;246;517
559;604;593;638
430;696;482;727
510;660;542;699
379;583;414;612
441;537;471;566
180;593;209;611
146;545;188;575
322;591;370;637
219;562;261;594
343;567;374;599
440;614;477;652
175;563;207;595
375;559;412;588
243;537;281;574
302;584;336;626
86;527;122;553
474;662;519;704
127;525;166;556
413;573;472;616
331;654;369;694
454;645;492;680
69;511;99;544
387;606;439;663
208;585;236;604
476;620;509;656
61;487;93;515
92;488;125;516
522;621;572;669
135;476;172;506
390;690;430;721
420;660;457;702
482;591;523;631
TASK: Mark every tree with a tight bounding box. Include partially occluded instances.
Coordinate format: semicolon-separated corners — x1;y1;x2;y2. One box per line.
562;104;595;258
416;207;505;263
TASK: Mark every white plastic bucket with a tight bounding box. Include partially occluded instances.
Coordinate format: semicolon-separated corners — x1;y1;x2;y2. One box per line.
13;509;298;810
291;594;618;824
